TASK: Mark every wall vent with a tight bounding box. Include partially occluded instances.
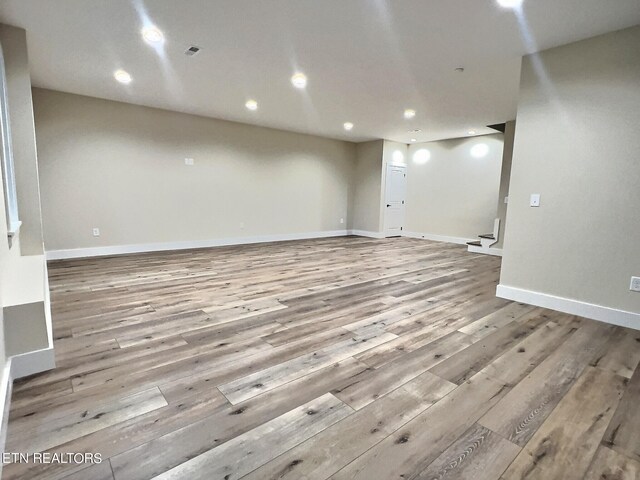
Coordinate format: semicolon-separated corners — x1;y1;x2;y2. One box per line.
185;46;201;56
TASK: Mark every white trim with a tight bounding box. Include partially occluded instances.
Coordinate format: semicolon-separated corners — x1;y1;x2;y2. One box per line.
467;245;503;257
10;346;56;379
402;231;475;246
46;230;350;260
348;230;386;239
496;284;640;331
0;358;13;478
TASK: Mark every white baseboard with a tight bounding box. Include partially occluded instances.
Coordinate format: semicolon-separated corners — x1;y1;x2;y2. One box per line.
348;230;386;239
497;284;640;331
467;245;503;257
46;230;350;260
402;231;475;246
10;346;56;379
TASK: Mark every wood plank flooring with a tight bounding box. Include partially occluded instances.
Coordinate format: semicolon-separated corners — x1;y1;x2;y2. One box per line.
4;236;639;480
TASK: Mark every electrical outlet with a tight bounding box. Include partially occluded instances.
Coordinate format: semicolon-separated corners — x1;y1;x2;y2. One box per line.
92;228;100;237
630;276;640;293
530;194;541;207
504;196;509;204
185;158;194;166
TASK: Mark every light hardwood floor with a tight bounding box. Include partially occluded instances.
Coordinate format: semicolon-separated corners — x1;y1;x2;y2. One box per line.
4;236;640;480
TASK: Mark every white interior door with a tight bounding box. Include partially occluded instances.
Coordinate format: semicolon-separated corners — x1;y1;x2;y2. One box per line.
384;164;407;237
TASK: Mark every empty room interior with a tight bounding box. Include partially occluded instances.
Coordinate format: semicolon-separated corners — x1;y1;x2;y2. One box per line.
0;1;639;479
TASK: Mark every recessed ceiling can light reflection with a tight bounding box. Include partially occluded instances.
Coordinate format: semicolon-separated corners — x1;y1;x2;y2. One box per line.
114;69;132;84
471;143;490;158
413;149;431;164
142;26;164;44
245;100;258;111
404;109;416;119
291;73;307;89
343;122;354;131
410;138;417;143
496;0;523;8
468;130;477;135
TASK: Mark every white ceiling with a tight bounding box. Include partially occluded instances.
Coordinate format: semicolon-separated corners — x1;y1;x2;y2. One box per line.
1;1;639;143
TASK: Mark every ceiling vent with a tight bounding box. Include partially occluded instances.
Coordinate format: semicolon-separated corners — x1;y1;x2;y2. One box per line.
184;46;201;56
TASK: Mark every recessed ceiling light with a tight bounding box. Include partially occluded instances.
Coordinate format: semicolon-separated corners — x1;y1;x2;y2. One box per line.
404;109;416;119
496;0;523;8
343;122;354;131
114;69;132;84
245;100;258;111
291;73;307;89
455;67;465;73
410;138;417;142
471;143;490;158
468;129;477;135
142;26;164;44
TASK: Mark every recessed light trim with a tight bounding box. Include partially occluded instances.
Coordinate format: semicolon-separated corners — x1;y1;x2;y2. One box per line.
245;100;258;111
114;69;132;84
343;122;354;131
496;0;523;8
404;109;416;119
291;73;307;89
142;26;164;44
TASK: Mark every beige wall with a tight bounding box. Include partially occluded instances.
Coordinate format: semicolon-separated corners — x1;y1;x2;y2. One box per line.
350;140;383;233
494;120;515;249
406;134;504;240
33;89;356;251
500;26;640;316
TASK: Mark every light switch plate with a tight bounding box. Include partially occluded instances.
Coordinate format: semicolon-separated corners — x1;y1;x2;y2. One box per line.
92;228;100;237
631;277;640;292
530;194;541;207
185;158;194;166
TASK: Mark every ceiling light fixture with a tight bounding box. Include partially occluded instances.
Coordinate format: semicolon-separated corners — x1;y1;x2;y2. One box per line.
455;67;465;73
245;100;258;111
114;69;132;84
408;129;422;133
291;73;307;89
468;129;477;135
496;0;523;8
404;109;416;119
410;138;417;142
142;26;164;44
343;122;354;131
